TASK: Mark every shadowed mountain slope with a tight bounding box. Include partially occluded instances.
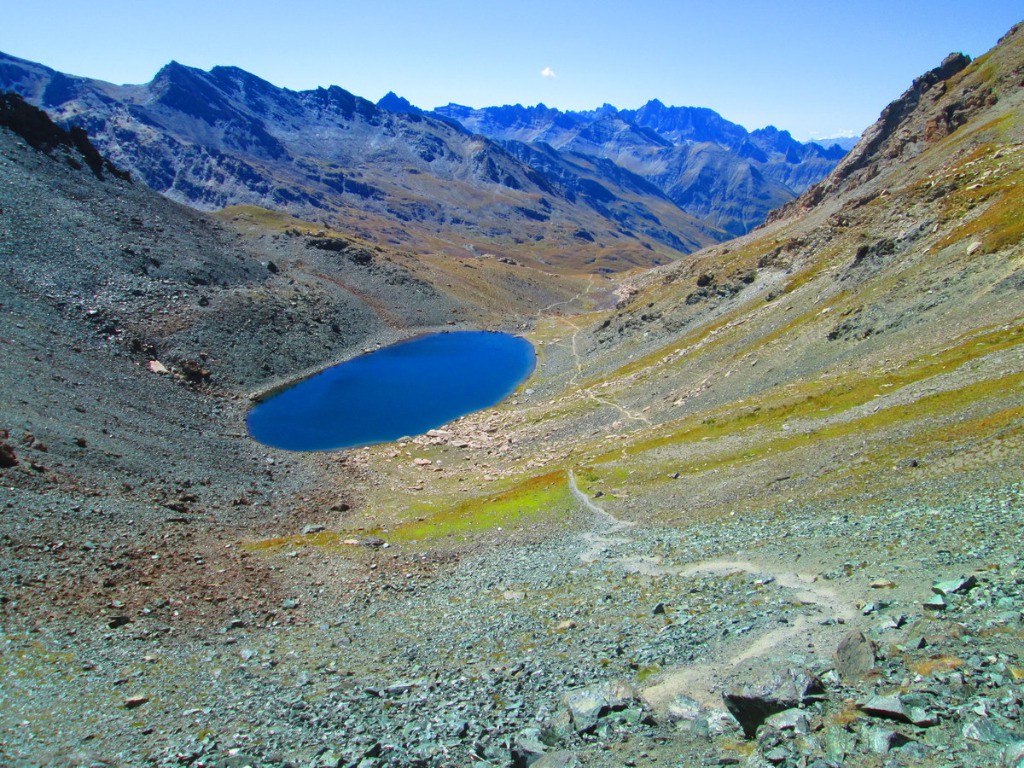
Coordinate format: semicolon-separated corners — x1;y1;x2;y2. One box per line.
0;53;723;272
431;99;847;236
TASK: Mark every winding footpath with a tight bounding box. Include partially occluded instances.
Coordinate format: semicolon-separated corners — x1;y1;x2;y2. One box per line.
566;469;859;711
553;294;653;427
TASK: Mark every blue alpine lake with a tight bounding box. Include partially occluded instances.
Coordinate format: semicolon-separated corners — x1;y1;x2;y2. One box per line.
246;331;536;451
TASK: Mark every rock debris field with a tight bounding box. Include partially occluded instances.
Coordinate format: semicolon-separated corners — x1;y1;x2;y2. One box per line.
2;463;1022;767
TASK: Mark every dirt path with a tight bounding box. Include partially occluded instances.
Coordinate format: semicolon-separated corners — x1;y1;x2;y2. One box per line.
557;303;653;427
567;469;860;712
541;277;652;427
569;470;635;563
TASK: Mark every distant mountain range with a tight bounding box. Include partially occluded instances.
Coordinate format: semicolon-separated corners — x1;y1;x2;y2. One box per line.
0;51;850;269
409;98;848;236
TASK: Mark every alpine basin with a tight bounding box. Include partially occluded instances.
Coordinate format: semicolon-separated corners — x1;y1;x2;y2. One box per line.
246;331;536;451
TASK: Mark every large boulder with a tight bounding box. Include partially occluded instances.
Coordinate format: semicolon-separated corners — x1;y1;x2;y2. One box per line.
834;630;876;681
559;679;641;734
723;668;826;738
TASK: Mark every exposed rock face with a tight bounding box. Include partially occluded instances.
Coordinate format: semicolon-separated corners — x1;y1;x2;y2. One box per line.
432;98;847;236
772;42;1001;219
0;91;128;180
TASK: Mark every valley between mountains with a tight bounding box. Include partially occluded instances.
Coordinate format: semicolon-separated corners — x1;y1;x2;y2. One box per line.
2;21;1024;768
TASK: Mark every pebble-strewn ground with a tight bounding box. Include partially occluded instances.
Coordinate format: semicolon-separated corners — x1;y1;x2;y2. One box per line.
2;466;1022;767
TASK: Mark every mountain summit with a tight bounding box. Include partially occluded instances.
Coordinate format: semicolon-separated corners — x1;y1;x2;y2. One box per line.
0;51;728;271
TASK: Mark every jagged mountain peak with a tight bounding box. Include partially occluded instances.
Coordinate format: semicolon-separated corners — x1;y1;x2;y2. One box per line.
377;91;422;114
151;59;203;85
432;96;847;236
302;82;379;120
0;50;724;269
0;47;844;254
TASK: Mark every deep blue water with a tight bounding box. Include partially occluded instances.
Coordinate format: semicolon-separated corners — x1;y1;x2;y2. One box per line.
246;331;536;451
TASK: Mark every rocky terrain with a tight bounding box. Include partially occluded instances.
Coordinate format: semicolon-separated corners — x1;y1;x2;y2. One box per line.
2;19;1024;768
428;99;846;237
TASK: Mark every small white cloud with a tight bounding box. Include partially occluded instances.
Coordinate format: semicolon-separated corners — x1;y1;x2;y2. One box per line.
540;66;556;79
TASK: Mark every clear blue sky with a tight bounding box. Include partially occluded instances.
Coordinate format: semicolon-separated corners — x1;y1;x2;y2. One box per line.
2;1;1020;140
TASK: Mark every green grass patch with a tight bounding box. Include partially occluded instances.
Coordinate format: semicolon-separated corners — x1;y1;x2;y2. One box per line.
386;470;573;542
851;400;1024;476
934;170;1024;254
592;322;1024;466
635;664;661;683
216;204;322;233
617;368;1024;480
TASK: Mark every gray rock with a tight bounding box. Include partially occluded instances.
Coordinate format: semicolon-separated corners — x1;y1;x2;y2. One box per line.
859;694;911;723
531;751;579;768
217;755;261;768
834;630;875;681
923;594;948;610
512;728;548;765
314;749;342;768
878;614;907;630
560;679;639;734
723;668;826;738
932;575;978;595
964;718;1019;745
665;693;704;723
762;707;810;735
909;708;939;727
706;709;743;737
863;726;912;754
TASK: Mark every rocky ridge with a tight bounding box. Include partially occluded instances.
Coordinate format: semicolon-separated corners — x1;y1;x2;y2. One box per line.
0;52;723;273
429;99;846;237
